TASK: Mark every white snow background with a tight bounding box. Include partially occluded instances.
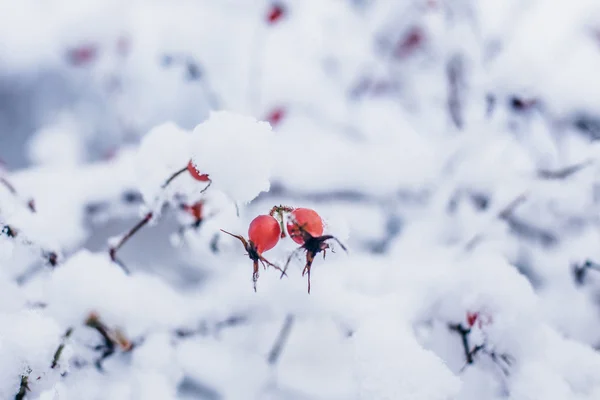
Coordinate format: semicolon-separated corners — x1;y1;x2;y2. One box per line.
1;0;600;399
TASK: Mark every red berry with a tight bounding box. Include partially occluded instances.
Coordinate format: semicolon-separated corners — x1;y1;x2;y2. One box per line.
183;202;204;220
286;208;323;245
266;107;286;127
466;312;478;327
187;160;210;182
395;27;424;58
267;3;285;24
68;45;98;66
248;215;281;253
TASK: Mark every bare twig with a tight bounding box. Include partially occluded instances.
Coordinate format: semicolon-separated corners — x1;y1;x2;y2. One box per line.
2;225;59;267
537;160;593;180
108;212;153;273
463;193;527;252
1;177;36;212
573;259;600;285
447;54;464;130
51;328;74;369
267;314;295;365
449;322;513;376
161;166;188;189
448;323;474;364
85;313;132;371
15;374;30;400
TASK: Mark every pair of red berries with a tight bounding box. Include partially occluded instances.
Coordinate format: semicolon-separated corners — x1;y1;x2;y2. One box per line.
222;207;346;293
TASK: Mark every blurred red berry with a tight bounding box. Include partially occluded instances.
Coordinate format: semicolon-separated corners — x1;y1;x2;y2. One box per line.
266;107;286;127
286;208;324;245
466;312;478;327
183;201;204;221
116;35;131;57
187;160;210;182
395;27;424;58
249;215;281;253
68;44;98;66
267;3;285;24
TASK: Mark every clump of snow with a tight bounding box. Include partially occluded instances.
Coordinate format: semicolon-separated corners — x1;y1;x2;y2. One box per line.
134;122;194;211
43;250;191;337
26;114;86;168
353;318;461;400
0;311;62;399
190;111;274;204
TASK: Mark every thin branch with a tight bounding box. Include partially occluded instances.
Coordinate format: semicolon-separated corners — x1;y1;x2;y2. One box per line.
463;193;527;252
51;328;74;369
0;176;17;195
85;314;132;371
2;225;59;267
267;314;295;365
573;259;600;285
161;166;188;189
537;160;593;180
447;54;465;129
14;374;29;400
448;323;474;364
1;177;36;212
108;212;153;273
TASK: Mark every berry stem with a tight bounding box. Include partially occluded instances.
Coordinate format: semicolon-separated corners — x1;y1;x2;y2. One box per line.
161;165;188;188
269;205;294;238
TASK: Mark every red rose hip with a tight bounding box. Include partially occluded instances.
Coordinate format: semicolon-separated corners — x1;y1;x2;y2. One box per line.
249;215;281;253
187;160;210;182
286;208;323;244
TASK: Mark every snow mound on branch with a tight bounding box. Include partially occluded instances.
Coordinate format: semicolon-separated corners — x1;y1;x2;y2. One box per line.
43;250;190;337
353;318;461;400
190;111;274;204
0;311;62;399
135;122;194;211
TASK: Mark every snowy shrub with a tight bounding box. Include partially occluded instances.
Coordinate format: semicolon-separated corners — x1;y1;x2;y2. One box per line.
2;0;600;399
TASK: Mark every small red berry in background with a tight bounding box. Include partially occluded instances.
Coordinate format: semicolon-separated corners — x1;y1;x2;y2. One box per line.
266;107;286;127
466;312;478;328
466;311;493;329
187;160;210;182
286;208;324;245
267;2;285;24
67;44;98;66
182;201;204;221
248;215;281;253
116;35;131;58
395;27;424;59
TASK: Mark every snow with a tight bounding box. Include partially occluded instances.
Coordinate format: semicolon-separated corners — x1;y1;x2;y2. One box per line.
1;1;600;399
190;110;275;204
